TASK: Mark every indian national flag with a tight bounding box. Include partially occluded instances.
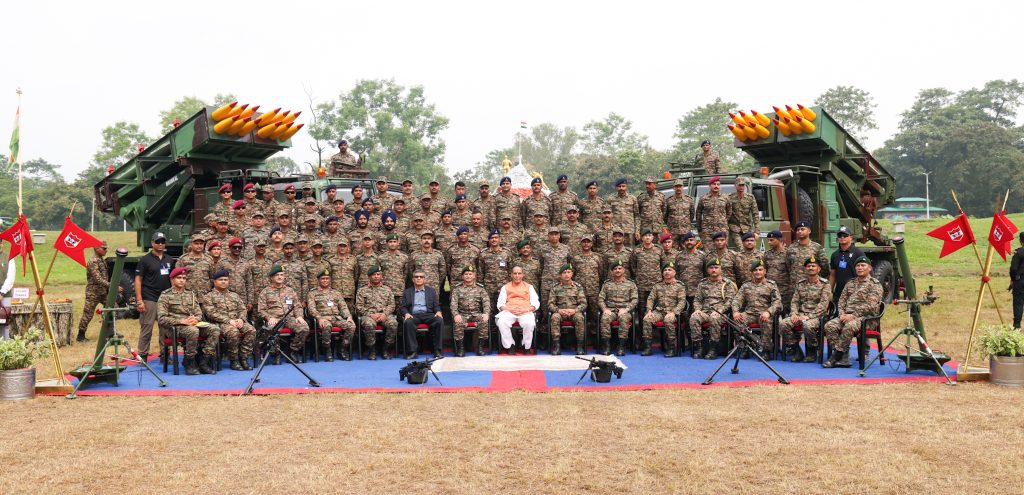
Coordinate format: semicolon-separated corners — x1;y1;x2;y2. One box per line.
7;100;18;171
520;121;527;129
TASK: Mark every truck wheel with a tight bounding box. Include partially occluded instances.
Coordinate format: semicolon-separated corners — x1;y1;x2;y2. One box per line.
787;187;814;225
871;260;897;304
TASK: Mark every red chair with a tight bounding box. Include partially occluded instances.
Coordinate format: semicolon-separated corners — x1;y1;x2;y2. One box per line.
357;323;399;359
546;314;583;354
161;329;211;375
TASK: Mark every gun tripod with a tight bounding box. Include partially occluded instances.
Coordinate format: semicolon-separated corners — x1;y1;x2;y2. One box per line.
703;314;789;385
67;307;167;399
859;295;954;385
242;308;320;395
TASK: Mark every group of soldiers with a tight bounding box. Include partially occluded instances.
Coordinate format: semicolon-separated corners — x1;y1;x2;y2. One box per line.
77;165;885;374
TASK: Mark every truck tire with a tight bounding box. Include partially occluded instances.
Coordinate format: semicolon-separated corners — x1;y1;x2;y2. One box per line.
787;187;814;225
118;272;140;319
871;260;897;304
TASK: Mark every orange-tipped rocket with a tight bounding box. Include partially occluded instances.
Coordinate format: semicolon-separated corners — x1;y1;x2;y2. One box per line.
783;117;801;135
739;122;758;141
236;118;257;136
256;122;280;139
773;106;793;121
271;110;291;125
279;123;304;141
211;101;237;121
227;116;248;135
751;110;771;127
728;124;747;141
793;114;816;133
773;118;792;136
227;103;248;119
270;122;292;140
739;111;758;126
257;108;281;125
729;112;746;126
281;111;300;125
213;116;237;134
753;122;770;139
239;105;259;119
797;104;817;121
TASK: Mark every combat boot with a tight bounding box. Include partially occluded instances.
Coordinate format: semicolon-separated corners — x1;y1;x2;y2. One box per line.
691;343;704;359
640;338;652;356
822;350;841;368
183;357;200;376
476;340;486;356
383;348;393;360
241;358;253;371
835;350;852;368
551;341;561;356
803;345;817;363
455;340;465;358
230;359;243;371
600;338;611;356
199;356;217;375
704;346;718;360
325;347;335;362
340;344;351;361
576;343;585;355
664;344;676;358
291;349;304;363
615;341;625;357
789;345;805;363
76;331;90;342
368;349;377;361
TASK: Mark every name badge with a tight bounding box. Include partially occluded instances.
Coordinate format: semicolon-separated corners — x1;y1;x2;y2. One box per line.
327;301;334;307
838;260;847;269
160;268;170;275
285;298;293;306
499;260;507;267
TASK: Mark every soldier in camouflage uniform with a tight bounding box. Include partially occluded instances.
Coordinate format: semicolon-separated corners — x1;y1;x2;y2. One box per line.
450;265;490;356
240;211;270;259
279;241;307;301
688;258;739;359
674;233;705;301
257;265;309;363
630;228;664;319
412;194;442;231
242;183;263;219
733;232;764;288
763;230;792;307
695;176;731;245
197;213;219;240
371;176;394;212
451;194;474;229
537;226;572;323
479;231;513;312
703;231;739;283
392;198;411;232
549;174;579;227
727;177;759;247
354;234;381;288
660;233;679;265
159;267;217;375
665;179;694;235
560;205;592;256
228;200;249;235
175;234;206;281
261;184;280;216
778;256;831;363
408;232;447;291
579;180;609;230
189;241;222;294
642;262;687;357
304;240;332;296
731;259;782;357
513;240;542;290
607;178;639;246
496;214;523;254
375;211;401;253
247;238;274;311
548;263;587;355
318;184;340;219
280;184;301;225
786;221;829;294
345;185;366;218
360;198;383;230
591;206;617;253
602;229;633;280
307;270;357;361
443;181;467;213
434;210;458;254
202;269;256;371
523;212;549;249
210;183;235;221
347;210;373;248
822;256;882;368
638;176;667;233
446;226;481;293
427;180;448;215
571;235;604;342
328;239;358;316
217;238;251;306
598;260;638;356
468;212;490;250
494;176;523;230
379;234;410;309
398;179;416;208
694;140;721;175
473;180;496;230
356;266;398;360
76;242;110;342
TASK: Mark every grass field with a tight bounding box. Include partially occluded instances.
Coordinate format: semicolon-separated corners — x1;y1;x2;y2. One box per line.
2;217;1023;494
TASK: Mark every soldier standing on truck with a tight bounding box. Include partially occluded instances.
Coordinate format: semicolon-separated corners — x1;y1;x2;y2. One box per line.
694;139;721;175
695;176;731;245
330;139;363;176
665;178;694;236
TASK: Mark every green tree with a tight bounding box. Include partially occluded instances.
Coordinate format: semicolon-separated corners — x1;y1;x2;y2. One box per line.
671;97;750;172
311;79;449;185
266;156;301;177
580;112;648;156
814;86;878;140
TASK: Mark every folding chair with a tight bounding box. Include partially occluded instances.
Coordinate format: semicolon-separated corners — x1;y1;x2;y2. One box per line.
856;303;886;370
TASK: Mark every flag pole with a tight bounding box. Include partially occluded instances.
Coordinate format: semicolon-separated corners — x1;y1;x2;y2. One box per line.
952;191;1005;322
961;191;1010;376
28;202;77;318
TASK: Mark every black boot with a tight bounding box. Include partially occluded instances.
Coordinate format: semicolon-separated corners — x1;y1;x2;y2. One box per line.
601;339;611;356
692;343;703;359
383;347;393;360
230;359;243;371
183;357;200;376
199;355;216;375
241;357;253;370
704;345;718;359
576;343;585;355
340;343;351;361
325;348;335;362
551;341;561;356
640;338;652;356
272;352;281;365
476;340;486;356
664;344;676;358
835;350;852;368
789;345;805;363
803;345;817;363
138;353;149;365
615;341;625;357
291;349;304;363
368;349;377;361
822;350;841;368
455;340;465;357
76;331;90;342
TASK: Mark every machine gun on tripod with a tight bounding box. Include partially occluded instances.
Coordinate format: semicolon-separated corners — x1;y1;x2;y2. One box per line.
399;356;443;385
575;356;624;384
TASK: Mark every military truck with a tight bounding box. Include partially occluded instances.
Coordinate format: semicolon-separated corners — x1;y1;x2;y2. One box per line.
658;106;903;303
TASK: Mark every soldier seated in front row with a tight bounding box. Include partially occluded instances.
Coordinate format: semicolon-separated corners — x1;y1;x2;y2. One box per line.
777;257;831;363
688;258;738;360
257;265;310;364
202;269;256;371
450;265;490;357
307;269;357;361
731;259;782;360
598;260;638;357
158;267;220;376
642;261;687;357
548;263;587;356
822;256;883;368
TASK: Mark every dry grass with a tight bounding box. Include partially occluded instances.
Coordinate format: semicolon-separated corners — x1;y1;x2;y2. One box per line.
4;225;1023;494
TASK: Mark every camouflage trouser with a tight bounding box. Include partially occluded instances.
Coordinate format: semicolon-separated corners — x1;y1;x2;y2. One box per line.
171;325;219;358
778;315;822;347
344;297;355;318
738;311;774;351
642;310;678;344
549;310;585;342
319;316;356;345
728;230;745;249
217;322;256;360
359;316;397;346
688;310;726;343
637;290;651;324
275;315;310;352
540;279;557;321
584;293;600;334
454;313;488;342
77;290;104;334
823;317;863;352
600;309;632;340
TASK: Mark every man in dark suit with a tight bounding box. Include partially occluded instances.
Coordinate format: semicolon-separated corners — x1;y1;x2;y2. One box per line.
402;270;445;359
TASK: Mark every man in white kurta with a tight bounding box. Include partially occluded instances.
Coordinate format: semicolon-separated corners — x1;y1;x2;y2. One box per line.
495;266;540;352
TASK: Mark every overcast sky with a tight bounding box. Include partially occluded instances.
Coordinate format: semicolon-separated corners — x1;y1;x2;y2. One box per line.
4;1;1022;179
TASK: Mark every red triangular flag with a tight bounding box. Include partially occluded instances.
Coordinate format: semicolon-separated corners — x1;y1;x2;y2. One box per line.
926;213;975;258
0;214;34;275
54;216;104;267
988;211;1019;261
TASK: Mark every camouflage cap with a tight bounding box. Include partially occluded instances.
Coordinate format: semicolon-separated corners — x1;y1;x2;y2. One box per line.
302;214;318;223
189;233;206;242
673;178;684;186
251;210;265;218
566;204;579;213
254;237;268;247
376;176;388;183
311;238;324;247
402;178;413;185
203;213;217;222
304;197;317;205
261;184;274;192
735;176;748;185
335;238;349;246
581;234;593;242
419;193;433;201
296;235;309;244
301;181;313;189
644;176;657;183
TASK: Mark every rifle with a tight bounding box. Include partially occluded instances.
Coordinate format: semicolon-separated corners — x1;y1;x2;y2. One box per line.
399;356;444;385
575;356;624;384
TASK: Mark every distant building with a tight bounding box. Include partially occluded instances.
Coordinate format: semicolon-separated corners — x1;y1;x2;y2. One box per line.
877;197;948;220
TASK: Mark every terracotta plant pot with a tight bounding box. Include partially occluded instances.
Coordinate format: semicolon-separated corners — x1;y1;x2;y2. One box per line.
0;367;36;400
990;356;1024;387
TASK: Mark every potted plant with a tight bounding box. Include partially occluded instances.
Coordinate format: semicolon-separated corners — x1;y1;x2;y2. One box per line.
979;324;1024;387
0;329;50;400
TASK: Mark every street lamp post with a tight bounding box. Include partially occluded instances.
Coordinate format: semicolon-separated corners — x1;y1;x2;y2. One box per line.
920;171;931;219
